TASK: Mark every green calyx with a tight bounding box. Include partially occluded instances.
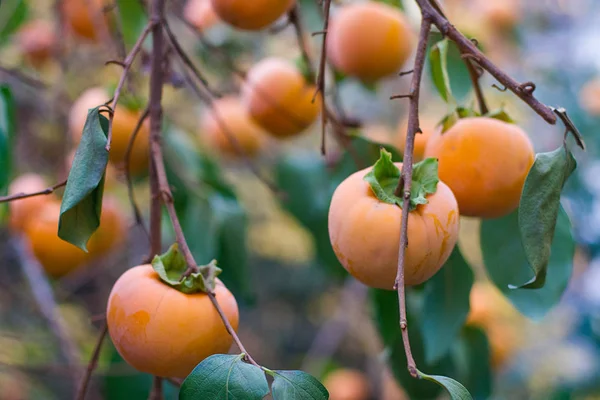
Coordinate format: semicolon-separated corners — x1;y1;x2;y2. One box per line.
363;148;440;211
151;243;222;294
440;106;516;133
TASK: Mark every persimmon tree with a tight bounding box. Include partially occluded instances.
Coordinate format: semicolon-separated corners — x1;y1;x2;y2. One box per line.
0;0;587;399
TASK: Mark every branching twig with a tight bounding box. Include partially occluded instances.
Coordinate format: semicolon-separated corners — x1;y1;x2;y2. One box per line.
75;322;108;400
0;179;67;203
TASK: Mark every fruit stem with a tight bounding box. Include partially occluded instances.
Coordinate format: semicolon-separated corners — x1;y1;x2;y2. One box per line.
463;56;489;115
148;377;163;400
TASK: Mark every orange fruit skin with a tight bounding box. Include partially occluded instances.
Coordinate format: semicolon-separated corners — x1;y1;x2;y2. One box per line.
210;0;295;30
396;118;437;162
16;21;56;66
185;0;220;31
107;265;239;378
579;78;600;116
201;97;265;156
328;163;460;290
25;201;88;278
424;117;534;219
8;174;52;233
62;0;109;40
87;196;126;257
327;3;414;82
242;58;320;139
323;369;370;400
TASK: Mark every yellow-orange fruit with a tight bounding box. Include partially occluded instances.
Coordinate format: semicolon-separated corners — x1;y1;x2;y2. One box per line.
16;21;56;66
185;0;220;31
477;0;520;30
242;58;320;138
327;3;414;82
87;196;126;258
62;0;109;41
396;118;437;162
579;78;600;116
324;369;370;400
69;87;150;175
8;174;53;233
107;265;239;378
424;117;534;218
328;164;460;289
25;201;88;277
201;97;266;156
210;0;294;30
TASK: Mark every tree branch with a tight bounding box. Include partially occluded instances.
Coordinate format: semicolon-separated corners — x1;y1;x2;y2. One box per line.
314;0;332;154
75;322;108;400
0;179;67;203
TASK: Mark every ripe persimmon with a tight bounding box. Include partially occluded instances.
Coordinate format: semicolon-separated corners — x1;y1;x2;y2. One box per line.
87;196;126;258
424;117;534;218
242;58;320;138
106;265;239;378
210;0;294;31
62;0;109;41
69;87;150;175
327;3;414;82
324;369;370;400
185;0;220;31
8;174;53;233
201;97;266;156
328;159;459;290
25;201;88;277
396;118;437;162
16;21;56;66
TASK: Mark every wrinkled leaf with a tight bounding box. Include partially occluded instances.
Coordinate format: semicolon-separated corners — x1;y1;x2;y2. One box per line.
271;370;329;400
516;147;576;289
418;370;473;400
429;39;454;103
480;207;574;319
410;158;440;208
0;0;28;44
180;354;269;400
58;108;109;250
420;247;474;363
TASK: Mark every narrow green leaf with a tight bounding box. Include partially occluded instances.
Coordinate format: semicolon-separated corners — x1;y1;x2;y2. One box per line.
0;0;28;44
418;370;473;400
516;147;576;289
271;370;329;400
480;207;574;320
58;108;109;251
410;158;440;208
151;243;221;294
180;354;269;400
420;247;474;363
0;86;15;193
429;39;455;103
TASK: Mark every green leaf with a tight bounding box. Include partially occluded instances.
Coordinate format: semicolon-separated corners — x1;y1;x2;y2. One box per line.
0;85;15;193
374;0;404;8
58;108;109;251
480;207;574;319
516;147;576;289
151;243;221;294
270;370;329;400
410;158;440;208
417;370;473;400
115;0;148;48
484;108;516;124
180;354;269;400
0;0;28;44
420;247;474;363
429;39;455;103
454;327;492;400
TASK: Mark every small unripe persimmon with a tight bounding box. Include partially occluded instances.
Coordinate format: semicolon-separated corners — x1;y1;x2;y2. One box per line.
327;3;414;82
242;58;320;138
210;0;294;31
185;0;220;31
16;21;56;66
396;118;437;162
201;97;266;156
424;117;534;218
62;0;109;41
8;174;53;233
323;369;370;400
107;265;239;378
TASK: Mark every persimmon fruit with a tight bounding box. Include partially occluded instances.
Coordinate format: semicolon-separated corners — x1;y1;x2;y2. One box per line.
424;117;534;218
323;369;370;400
16;21;56;66
106;265;239;378
242;58;320;138
185;0;220;31
201;96;266;156
328;162;460;290
8;174;52;233
210;0;294;31
62;0;109;41
396;118;437;162
327;3;414;82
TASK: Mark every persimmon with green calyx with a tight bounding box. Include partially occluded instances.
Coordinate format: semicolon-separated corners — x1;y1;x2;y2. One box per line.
242;57;321;139
327;2;414;82
210;0;294;31
328;149;460;290
424;117;534;218
106;244;239;378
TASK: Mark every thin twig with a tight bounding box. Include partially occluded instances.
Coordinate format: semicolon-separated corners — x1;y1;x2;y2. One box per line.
392;16;432;379
463;57;489;114
314;0;332;155
148;376;163;400
0;179;67;203
75;322;108;400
